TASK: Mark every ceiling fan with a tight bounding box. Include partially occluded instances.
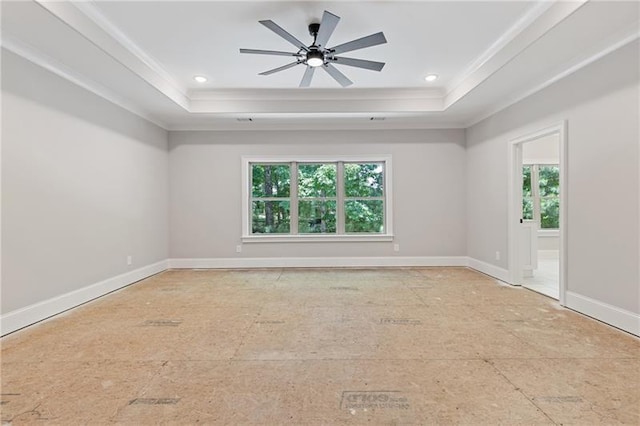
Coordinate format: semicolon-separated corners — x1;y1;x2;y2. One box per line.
240;10;387;87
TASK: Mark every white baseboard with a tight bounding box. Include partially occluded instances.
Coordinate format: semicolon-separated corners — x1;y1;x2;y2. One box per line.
1;260;168;336
168;256;469;269
466;257;510;282
565;291;639;336
6;256;636;339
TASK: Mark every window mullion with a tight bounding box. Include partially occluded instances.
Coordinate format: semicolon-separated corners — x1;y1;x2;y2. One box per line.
290;162;298;235
337;161;345;234
249;163;254;234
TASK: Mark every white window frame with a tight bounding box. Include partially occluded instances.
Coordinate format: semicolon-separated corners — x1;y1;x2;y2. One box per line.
241;155;393;243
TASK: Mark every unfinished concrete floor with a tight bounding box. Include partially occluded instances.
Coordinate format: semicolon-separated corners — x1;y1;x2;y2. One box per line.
2;267;639;425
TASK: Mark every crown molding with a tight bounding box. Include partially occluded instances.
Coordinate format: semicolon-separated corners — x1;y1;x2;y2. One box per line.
444;0;588;109
445;0;554;95
189;97;444;114
188;87;443;101
188;87;444;114
464;24;640;128
166;118;466;132
34;0;190;110
0;35;168;129
71;1;186;96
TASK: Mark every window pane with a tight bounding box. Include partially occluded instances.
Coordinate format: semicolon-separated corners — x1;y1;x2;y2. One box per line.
345;200;384;233
252;164;290;198
298;201;336;233
540;197;559;229
345;163;384;197
522;197;534;220
538;165;559;197
298;164;337;198
252;201;290;233
522;166;532;197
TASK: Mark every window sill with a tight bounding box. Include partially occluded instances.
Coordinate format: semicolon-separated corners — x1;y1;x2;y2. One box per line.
242;234;394;243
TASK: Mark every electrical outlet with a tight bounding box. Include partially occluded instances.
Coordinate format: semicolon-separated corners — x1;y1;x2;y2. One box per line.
495;251;501;261
393;244;400;252
127;255;133;265
236;245;242;253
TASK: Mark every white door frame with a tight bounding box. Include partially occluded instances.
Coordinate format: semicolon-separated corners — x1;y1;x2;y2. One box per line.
508;121;567;305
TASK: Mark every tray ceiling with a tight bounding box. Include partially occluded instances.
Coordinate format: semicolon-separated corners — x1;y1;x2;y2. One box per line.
1;1;638;130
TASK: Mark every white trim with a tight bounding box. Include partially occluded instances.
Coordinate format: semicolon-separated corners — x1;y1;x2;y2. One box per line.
445;0;587;110
508;121;567;306
168;256;468;269
508;140;523;286
167;256;509;285
523;159;559;166
538;250;559;260
467;258;511;283
565;291;640;337
34;0;190;110
538;229;559;238
0;37;168;129
190;88;443;102
71;1;186;97
167;256;512;284
242;234;394;243
166;121;468;132
0;260;168;336
241;158;250;238
558;121;568;307
242;156;393;240
446;0;555;96
465;24;640;127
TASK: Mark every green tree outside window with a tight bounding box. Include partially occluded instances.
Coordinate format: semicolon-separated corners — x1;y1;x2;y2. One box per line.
250;161;385;235
522;164;559;229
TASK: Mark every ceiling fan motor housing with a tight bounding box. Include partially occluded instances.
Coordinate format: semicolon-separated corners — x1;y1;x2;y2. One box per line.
308;23;321;38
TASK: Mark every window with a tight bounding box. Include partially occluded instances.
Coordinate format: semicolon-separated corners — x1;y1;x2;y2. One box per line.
251;164;291;233
523;164;559;229
243;157;392;241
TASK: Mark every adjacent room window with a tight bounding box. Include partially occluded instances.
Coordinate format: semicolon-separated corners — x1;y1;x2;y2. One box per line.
243;157;392;241
523;164;559;229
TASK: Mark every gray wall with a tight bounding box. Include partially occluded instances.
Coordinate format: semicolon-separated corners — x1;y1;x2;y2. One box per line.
467;41;639;313
1;50;169;313
169;129;467;259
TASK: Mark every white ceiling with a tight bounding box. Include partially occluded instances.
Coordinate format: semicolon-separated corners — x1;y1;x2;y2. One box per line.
90;1;534;89
1;1;639;130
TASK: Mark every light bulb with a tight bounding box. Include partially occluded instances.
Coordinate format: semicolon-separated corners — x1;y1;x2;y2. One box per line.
307;57;324;67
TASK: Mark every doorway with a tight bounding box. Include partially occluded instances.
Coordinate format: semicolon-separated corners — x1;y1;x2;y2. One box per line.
508;122;567;304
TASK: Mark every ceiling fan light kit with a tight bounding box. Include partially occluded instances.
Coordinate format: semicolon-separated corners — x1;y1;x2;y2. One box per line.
240;10;387;87
306;47;324;67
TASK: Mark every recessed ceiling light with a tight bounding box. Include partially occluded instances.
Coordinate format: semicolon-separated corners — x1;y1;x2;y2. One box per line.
194;75;208;83
424;74;438;82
